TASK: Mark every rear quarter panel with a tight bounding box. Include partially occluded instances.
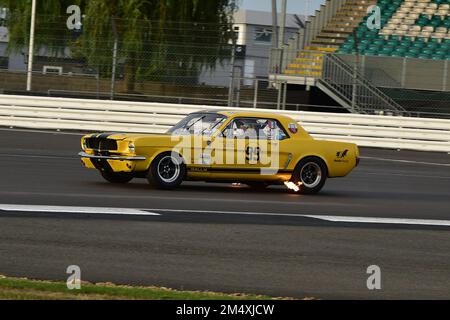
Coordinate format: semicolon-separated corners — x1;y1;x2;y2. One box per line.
290;139;358;178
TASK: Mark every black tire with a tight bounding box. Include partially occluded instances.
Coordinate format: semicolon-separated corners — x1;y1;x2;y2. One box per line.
291;157;328;195
147;152;185;190
100;171;133;184
246;182;270;190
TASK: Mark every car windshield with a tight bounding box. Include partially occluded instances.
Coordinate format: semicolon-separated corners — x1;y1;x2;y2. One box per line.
167;113;228;136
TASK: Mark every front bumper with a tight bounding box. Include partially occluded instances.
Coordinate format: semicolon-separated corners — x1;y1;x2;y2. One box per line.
78;152;146;161
79;152;146;172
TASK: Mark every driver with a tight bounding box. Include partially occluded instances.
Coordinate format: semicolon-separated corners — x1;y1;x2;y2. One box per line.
234;120;248;137
263;120;285;140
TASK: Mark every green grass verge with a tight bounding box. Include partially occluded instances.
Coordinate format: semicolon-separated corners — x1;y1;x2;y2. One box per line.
0;275;279;300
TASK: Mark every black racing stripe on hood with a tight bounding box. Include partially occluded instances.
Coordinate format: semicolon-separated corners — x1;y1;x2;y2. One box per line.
98;133;117;139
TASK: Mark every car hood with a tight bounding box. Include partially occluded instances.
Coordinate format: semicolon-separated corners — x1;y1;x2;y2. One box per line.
85;132;169;141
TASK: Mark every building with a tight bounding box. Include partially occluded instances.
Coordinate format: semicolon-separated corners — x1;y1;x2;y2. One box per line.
198;9;303;87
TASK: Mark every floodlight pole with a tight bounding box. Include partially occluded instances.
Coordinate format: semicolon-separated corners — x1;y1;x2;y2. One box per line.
275;0;287;74
352;29;359;112
26;0;37;91
270;0;279;74
228;39;236;108
111;16;118;100
278;0;287;49
271;0;278;49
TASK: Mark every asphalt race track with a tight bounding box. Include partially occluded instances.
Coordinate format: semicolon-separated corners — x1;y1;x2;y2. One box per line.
0;128;449;299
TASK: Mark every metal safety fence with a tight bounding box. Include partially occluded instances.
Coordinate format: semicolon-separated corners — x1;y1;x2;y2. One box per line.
1;94;450;153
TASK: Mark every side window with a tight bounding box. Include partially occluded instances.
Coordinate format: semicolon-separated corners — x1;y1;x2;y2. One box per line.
261;120;288;141
222;118;259;139
222;118;289;140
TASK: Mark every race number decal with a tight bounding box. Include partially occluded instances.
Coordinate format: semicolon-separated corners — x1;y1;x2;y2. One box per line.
246;146;260;163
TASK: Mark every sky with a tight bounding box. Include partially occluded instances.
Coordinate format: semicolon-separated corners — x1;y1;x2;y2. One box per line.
240;0;325;15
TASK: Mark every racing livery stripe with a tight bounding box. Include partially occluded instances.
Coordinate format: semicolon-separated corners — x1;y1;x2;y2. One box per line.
98;132;117;139
90;158;114;172
188;167;293;174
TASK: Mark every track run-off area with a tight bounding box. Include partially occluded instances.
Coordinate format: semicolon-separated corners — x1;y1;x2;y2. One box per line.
0;128;449;299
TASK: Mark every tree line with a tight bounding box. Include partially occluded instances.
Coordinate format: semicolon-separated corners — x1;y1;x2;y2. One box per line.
0;0;239;92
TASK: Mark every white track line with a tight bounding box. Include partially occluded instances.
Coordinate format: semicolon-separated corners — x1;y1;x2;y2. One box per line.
303;215;450;227
0;204;160;216
145;208;450;227
1;204;449;227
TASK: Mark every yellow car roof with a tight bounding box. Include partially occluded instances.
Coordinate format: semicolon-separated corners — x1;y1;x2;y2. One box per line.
216;110;295;122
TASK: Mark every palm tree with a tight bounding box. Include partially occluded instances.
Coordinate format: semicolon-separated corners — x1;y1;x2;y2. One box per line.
0;0;238;92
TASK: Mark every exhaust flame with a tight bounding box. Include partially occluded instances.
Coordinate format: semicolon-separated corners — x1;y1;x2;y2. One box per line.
284;181;302;192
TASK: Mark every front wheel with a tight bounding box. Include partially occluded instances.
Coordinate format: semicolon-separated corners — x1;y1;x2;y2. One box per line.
100;171;133;184
147;153;185;190
291;157;327;195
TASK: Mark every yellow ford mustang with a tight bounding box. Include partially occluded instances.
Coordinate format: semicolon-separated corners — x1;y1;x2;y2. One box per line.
79;111;359;194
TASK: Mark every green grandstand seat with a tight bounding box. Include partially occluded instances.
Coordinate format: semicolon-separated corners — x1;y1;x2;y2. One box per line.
432;55;445;60
435;49;448;56
365;50;378;56
398;42;409;49
401;36;413;43
407;48;420;55
429;38;442;44
412;42;425;49
390;35;403;41
418;54;431;59
394;47;407;54
381;47;394;55
336;0;450;62
373;39;385;46
386;40;399;47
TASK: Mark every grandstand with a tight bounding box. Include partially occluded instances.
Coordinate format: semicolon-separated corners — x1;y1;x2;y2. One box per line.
274;0;450;117
339;0;450;59
285;0;375;77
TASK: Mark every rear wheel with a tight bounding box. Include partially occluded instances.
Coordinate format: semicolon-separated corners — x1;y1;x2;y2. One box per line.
100;171;133;184
291;157;327;195
147;153;185;189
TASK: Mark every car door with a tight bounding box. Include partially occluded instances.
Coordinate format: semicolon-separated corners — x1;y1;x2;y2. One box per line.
209;117;291;178
172;113;226;179
252;118;292;175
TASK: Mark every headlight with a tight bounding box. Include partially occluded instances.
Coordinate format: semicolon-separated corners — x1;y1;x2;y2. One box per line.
128;142;135;153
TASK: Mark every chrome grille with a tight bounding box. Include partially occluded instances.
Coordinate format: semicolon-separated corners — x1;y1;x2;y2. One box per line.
85;138;118;151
